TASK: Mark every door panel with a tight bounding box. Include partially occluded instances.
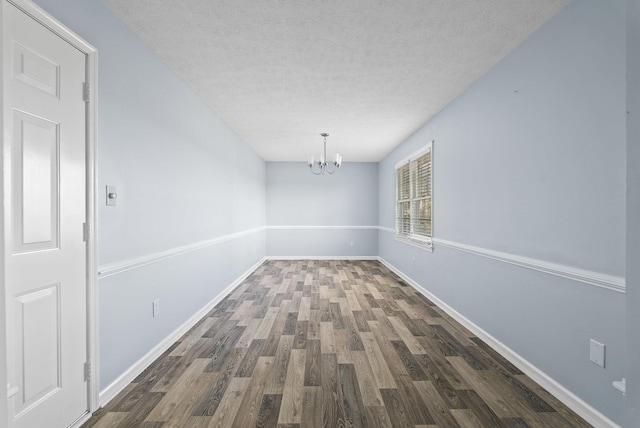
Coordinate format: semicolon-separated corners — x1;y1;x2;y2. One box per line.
3;2;89;427
13;41;59;97
14;284;60;417
12;110;59;252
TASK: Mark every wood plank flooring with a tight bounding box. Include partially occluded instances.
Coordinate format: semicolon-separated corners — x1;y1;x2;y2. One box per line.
82;260;592;428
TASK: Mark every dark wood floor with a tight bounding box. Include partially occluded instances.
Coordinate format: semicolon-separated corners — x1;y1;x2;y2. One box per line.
82;259;592;427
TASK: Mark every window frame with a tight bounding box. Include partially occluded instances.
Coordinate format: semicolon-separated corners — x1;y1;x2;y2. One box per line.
394;141;433;251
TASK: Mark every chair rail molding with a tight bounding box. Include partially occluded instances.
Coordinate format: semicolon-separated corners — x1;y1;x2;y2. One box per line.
267;225;379;230
379;227;625;293
98;226;266;278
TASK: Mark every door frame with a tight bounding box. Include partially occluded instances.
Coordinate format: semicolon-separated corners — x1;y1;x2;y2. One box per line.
0;0;99;424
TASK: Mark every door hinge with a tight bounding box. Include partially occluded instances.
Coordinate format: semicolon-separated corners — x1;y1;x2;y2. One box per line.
84;361;91;381
83;82;90;103
83;222;90;242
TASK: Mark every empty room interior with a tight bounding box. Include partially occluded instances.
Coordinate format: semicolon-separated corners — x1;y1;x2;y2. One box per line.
2;0;639;427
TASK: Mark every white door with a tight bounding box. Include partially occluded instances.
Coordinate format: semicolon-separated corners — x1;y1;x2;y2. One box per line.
3;2;89;427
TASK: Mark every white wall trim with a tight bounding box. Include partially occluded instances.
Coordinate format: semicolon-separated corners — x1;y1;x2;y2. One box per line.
432;238;625;293
101;225;626;292
267;225;379;230
98;226;265;278
378;257;621;428
378;227;625;293
266;256;379;261
98;257;266;407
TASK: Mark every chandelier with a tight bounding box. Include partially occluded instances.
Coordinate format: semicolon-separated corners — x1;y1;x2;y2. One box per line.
308;133;342;175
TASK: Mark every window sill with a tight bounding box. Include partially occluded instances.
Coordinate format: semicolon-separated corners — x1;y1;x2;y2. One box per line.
394;235;433;252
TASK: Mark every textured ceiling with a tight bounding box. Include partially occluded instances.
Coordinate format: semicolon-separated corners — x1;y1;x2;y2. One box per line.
103;0;568;162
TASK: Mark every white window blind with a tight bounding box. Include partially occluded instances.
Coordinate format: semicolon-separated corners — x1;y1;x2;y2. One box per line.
396;163;410;235
395;141;433;249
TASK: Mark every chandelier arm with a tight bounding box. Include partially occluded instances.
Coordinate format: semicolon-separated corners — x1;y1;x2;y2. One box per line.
325;162;337;174
309;163;323;175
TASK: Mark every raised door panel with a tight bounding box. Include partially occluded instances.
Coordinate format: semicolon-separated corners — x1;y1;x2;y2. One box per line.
12;110;59;253
13;41;59;97
12;285;61;418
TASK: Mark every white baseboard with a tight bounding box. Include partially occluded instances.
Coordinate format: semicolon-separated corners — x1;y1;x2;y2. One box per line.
70;411;92;428
98;257;266;407
378;257;620;428
265;255;379;261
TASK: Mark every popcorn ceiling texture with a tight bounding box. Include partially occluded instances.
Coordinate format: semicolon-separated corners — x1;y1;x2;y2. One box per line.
104;0;568;162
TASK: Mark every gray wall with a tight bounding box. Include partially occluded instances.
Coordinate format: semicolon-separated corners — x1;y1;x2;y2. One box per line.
33;0;266;389
378;0;625;423
626;0;639;424
266;162;378;257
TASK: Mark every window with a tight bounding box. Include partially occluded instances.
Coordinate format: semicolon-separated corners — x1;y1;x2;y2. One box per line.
395;141;433;250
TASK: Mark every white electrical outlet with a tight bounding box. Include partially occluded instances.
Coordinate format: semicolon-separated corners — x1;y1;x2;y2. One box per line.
589;339;605;367
153;299;160;318
349;240;355;247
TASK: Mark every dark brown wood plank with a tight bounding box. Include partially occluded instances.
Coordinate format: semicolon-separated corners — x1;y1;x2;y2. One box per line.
352;310;371;332
117;392;165;427
329;302;345;330
390;340;428;381
413;352;468;409
458;389;506;428
394;310;426;337
282;312;298;335
255;394;283;428
205;325;246;371
262;303;291;356
235;338;265;377
343;315;365;352
140;422;165;428
339;364;367;428
192;348;245;416
503;417;531;427
321;353;347;427
301;386;323;426
394;373;435;425
413;380;461;428
469;337;523;375
380;388;413;428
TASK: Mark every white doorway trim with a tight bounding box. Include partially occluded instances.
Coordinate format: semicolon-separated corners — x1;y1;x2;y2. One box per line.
1;0;99;422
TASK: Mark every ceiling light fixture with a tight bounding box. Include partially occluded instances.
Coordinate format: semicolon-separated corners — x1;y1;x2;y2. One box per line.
308;133;342;175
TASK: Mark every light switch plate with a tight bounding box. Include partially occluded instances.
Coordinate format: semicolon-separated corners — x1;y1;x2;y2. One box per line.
590;339;605;368
106;185;117;206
